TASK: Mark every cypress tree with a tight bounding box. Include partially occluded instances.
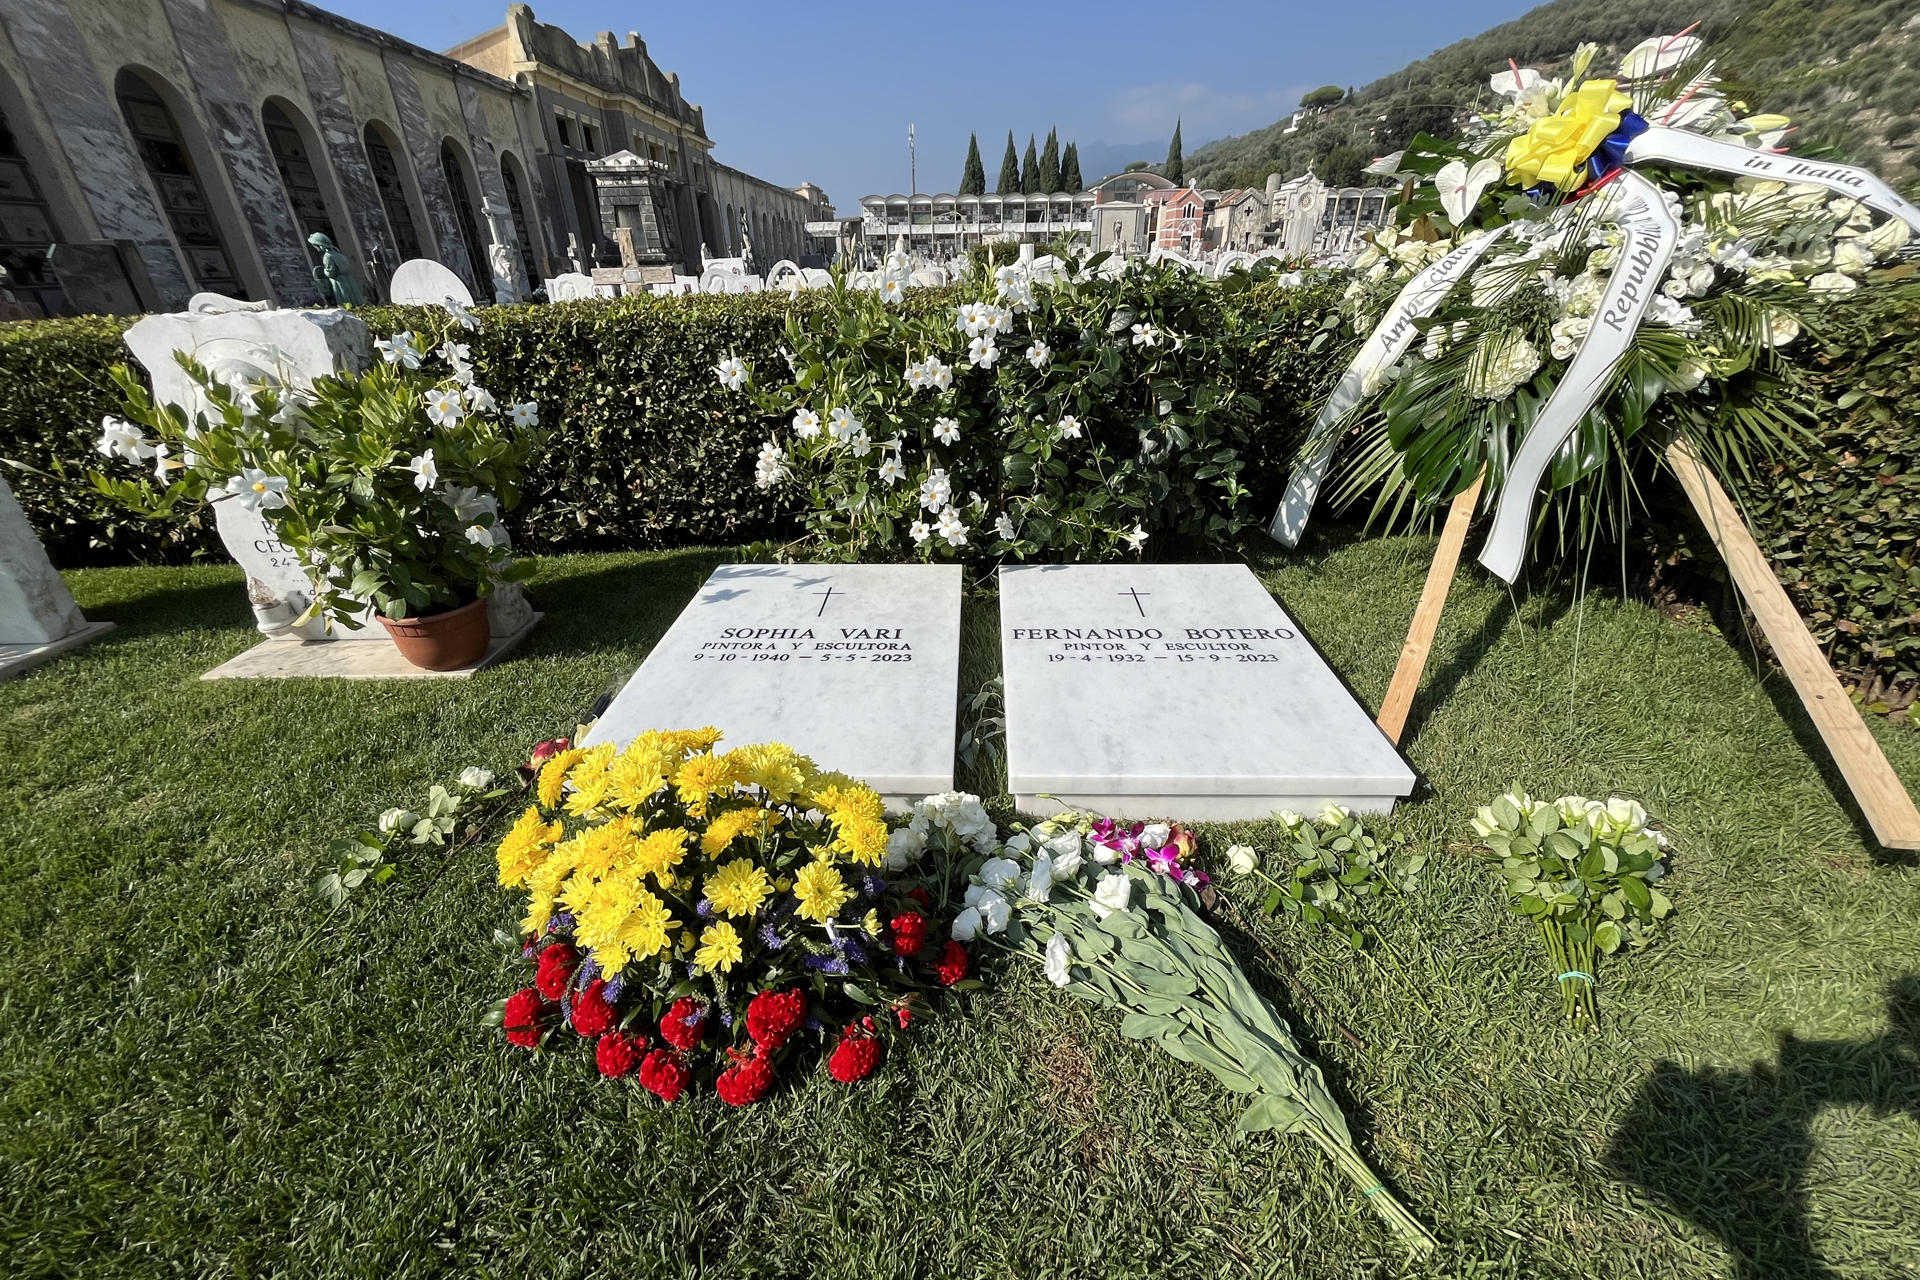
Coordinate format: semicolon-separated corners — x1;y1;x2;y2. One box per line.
1061;141;1083;191
1165;118;1184;186
1038;128;1060;192
1021;134;1040;195
996;131;1020;195
960;133;986;196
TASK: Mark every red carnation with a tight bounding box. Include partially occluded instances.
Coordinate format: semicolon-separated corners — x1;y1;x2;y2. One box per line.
639;1048;691;1102
571;979;617;1038
595;1030;642;1078
503;987;549;1048
889;912;928;959
827;1026;884;1084
935;939;969;986
535;943;580;1000
715;1049;776;1106
660;997;706;1051
894;1005;913;1030
530;736;571;765
745;988;807;1051
906;886;932;908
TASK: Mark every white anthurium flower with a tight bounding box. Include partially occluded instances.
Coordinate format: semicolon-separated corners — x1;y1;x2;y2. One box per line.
967;335;1000;368
1140;822;1172;849
933;416;960;445
877;455;906;485
792;407;822;438
950;906;980;941
424;387;465;427
1435;157;1503;225
1226;844;1259;876
1808;271;1857;295
464;384;498;413
880;277;906;305
97;416;155;463
1089;872;1132;920
1044;932;1072;987
1619;33;1704;79
407;449;439;492
1057;415;1082;439
509;401;539;429
1026;339;1051;368
908;519;932;546
754;440;788;489
1043;830;1084;877
226;467;289;512
375;332;423;369
1364;150;1407;177
441;297;479;330
994;512;1015;541
827;406;860;441
1027;854;1055;903
928;359;953;391
1130;322;1160;347
458;767;495;790
1124;525;1148;552
980;857;1021;890
936;506;968;547
714;355;748;391
1489;65;1546;100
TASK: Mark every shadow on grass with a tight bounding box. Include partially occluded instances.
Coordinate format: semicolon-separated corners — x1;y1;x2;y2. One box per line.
1605;975;1920;1279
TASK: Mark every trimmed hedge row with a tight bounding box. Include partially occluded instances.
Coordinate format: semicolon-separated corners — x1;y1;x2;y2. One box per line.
0;279;1347;568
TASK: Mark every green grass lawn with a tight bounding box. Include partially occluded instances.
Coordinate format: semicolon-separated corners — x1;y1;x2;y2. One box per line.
3;537;1917;1279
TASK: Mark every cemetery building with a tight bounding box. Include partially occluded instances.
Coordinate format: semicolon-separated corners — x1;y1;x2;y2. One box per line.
0;0;825;315
854;191;1098;260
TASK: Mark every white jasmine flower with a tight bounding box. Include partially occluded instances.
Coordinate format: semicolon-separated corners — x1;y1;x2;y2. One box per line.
424;387;465;427
753;440;788;489
97;416;155;463
1026;340;1051;368
793;407;822;438
1057;415;1082;439
226;467;288;512
827;406;860;441
464;384;497;413
441;297;479;330
908;519;932;546
877;455;906;485
509;401;539;429
458;767;495;790
1044;932;1071;987
933;416;960;445
375;332;422;368
936;506;968;547
994;512;1015;540
714;355;748;391
1226;844;1258;876
1089;872;1132;920
967;335;1000;368
1130;322;1160;347
880;277;906;305
407;450;438;491
1124;525;1148;551
918;467;952;511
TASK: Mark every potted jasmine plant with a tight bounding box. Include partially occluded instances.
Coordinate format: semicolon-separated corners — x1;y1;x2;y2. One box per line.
95;331;544;670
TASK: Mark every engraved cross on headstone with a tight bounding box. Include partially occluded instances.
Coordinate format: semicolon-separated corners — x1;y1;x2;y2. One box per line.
1119;587;1150;617
813;586;843;617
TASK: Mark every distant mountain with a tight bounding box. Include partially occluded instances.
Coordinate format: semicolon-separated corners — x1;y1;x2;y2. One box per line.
1187;0;1920;195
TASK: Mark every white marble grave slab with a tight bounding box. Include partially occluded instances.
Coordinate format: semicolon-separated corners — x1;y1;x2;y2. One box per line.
581;565;961;809
999;563;1414;820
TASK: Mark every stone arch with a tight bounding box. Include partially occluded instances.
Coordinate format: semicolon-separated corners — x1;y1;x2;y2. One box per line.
362;119;425;264
259;97;349;255
438;136;490;301
497;148;539;289
113;65;250;298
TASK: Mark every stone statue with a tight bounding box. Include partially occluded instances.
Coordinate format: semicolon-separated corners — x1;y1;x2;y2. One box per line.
307;233;364;306
567;232;587;276
0;262;14;304
738;212;754;276
488;242;524;304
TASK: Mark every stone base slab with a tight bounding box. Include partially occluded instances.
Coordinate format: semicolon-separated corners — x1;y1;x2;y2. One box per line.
1014;791;1403;823
0;620;116;681
201;614;541;681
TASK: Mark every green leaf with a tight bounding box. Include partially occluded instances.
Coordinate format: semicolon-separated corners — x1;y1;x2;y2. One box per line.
1236;1092;1307;1134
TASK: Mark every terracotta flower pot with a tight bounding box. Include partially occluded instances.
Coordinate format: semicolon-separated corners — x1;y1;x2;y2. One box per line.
378;597;491;671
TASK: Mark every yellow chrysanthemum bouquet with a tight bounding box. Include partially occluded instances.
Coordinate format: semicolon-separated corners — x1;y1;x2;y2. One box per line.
492;730;975;1103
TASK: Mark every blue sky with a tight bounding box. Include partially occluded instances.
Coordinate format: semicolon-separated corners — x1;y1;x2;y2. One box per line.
326;0;1544;208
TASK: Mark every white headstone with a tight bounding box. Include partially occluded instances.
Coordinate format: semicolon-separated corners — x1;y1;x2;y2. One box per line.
388;258;474;307
581;564;962;809
0;472;87;646
545;272;596;301
998;563;1414;820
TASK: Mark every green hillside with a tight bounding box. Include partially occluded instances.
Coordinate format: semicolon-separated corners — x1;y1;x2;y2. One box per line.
1189;0;1920;195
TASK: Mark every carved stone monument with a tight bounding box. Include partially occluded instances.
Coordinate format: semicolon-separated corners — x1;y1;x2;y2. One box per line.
0;473;114;680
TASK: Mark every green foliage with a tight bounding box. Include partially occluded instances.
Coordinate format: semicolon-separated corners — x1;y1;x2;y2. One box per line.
960;132;986;196
1301;85;1345;110
1039;128;1061;193
996;131;1020;195
1165;119;1184;187
1021;135;1040;196
1255;809;1427;950
1060;141;1083;193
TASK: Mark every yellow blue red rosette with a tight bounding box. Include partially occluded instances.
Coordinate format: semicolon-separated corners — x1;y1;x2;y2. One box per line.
1505;79;1644;191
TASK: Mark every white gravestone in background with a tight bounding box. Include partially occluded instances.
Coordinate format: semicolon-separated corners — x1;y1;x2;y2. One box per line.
582;564;962;811
122;306;532;643
388;258;475;307
998;563;1414;820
